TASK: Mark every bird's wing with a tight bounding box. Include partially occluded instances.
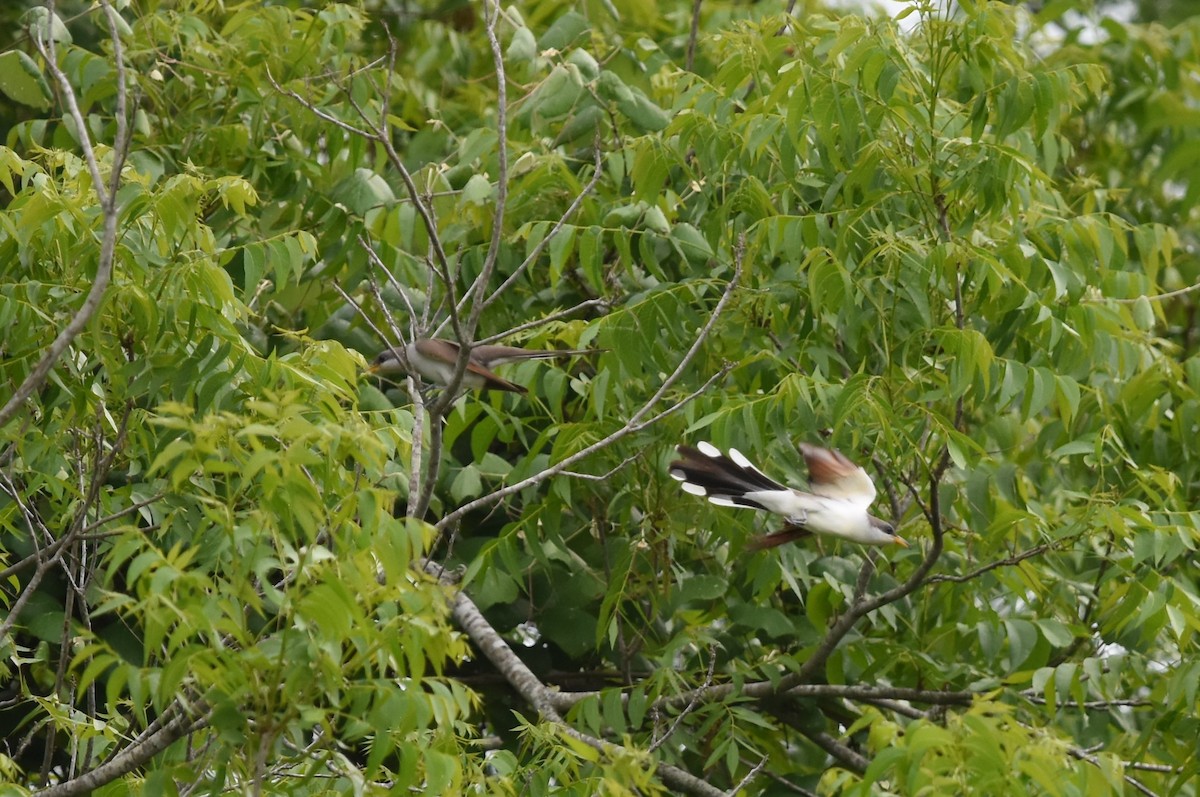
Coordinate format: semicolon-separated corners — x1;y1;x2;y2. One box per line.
413;338;462;365
413;339;526;393
799;443;877;508
472;344;593;366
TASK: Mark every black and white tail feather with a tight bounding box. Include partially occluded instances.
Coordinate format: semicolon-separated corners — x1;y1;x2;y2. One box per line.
669;441;907;549
670;443;790;510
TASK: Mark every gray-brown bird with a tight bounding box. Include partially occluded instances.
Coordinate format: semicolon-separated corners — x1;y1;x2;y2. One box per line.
369;338;594;394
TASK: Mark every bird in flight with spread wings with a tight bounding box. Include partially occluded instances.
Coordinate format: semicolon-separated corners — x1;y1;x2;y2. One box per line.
669;441;907;549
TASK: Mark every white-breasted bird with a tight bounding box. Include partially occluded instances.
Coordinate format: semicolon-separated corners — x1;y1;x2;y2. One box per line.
669;441;907;549
369;338;595;394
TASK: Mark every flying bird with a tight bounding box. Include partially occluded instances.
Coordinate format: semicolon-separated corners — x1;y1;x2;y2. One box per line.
669;441;907;549
369;338;594;394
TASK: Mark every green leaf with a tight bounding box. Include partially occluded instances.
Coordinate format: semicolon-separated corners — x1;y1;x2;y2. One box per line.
669;223;713;263
460;173;494;206
678;574;728;603
506;26;537;62
0;51;51;109
538;11;589;50
335;168;395;215
1036;618;1074;648
450;464;482;501
1006;619;1038;670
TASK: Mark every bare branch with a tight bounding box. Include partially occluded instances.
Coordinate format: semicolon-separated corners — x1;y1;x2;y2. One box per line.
36;706;208;797
265;63;453;290
552;679;972;713
425;560;723;797
562;451;643;481
419;0;513;416
478;143;605;313
726;756;768;797
753;763;818;797
686;0;703;72
1019;694;1152;709
778;461;946;689
482;297;615;344
1067;746;1163;797
926;542;1054;584
861;697;927;720
435;238;745;533
648;644;718;753
0;0;128;429
356;234;422;331
1103;282;1200;304
795;728;869;773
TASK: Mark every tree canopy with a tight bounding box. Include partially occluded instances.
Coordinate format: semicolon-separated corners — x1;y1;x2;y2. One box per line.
1;0;1198;795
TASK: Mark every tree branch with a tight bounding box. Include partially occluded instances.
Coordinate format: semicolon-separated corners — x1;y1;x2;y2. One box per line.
434;237;744;534
686;0;703;71
0;0;128;429
791;726;868;774
482;296;614;344
425;560;724;797
478;140;605;313
925;542;1054;584
1067;746;1163;797
552;679;972;713
35;706;208;797
648;644;718;753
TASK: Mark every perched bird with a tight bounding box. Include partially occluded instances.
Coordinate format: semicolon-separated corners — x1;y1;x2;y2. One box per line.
369;338;594;394
669;441;907;549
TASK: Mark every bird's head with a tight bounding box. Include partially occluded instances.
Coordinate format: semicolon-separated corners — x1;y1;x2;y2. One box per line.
368;348;404;375
870;516;908;547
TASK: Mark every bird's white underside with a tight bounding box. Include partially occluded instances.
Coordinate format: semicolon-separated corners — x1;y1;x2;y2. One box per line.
673;442;896;545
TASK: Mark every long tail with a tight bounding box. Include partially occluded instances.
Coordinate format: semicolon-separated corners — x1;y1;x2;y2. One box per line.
472;345;596;366
668;442;788;511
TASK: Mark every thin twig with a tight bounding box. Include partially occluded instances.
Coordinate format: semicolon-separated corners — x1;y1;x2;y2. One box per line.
686;0;703;72
561;451;643;481
1020;694;1151;709
1106;283;1200;304
648;644;718;753
796;728;868;773
1067;746;1162;797
725;755;768;797
482;297;614;344
926;542;1054;584
478;140;605;312
0;0;127;428
551;680;972;713
434;237;745;534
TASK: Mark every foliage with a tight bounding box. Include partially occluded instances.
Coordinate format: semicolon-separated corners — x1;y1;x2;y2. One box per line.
1;0;1197;794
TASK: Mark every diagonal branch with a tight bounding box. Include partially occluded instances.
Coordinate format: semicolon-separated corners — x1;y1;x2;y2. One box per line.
434;237;744;533
778;457;947;690
797;728;869;773
426;560;724;797
477;143;605;313
926;541;1056;584
35;703;209;797
1067;745;1162;797
0;0;129;429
